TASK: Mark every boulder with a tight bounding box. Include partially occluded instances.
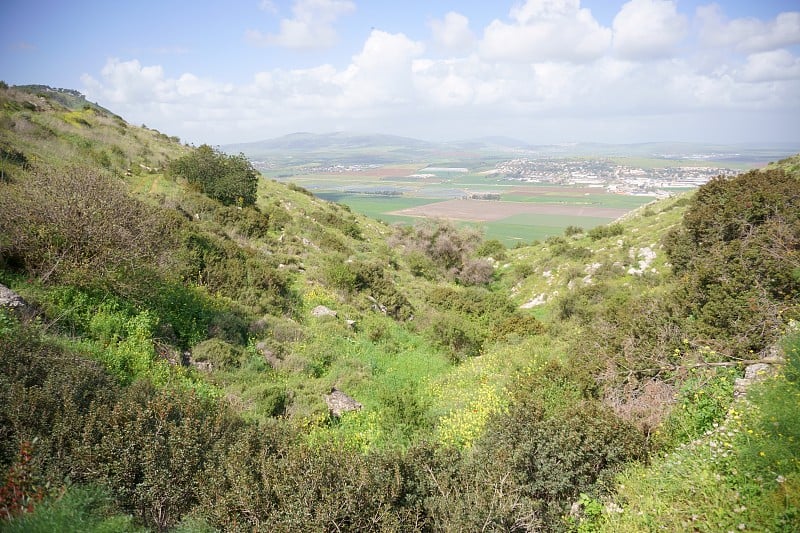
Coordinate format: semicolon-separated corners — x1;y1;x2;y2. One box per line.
0;284;27;309
311;305;338;318
325;387;362;417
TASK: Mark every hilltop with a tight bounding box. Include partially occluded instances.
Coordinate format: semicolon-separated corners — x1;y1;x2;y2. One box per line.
1;84;798;532
225;130;794;165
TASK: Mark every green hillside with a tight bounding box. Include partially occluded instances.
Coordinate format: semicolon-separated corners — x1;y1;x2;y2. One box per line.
1;84;798;532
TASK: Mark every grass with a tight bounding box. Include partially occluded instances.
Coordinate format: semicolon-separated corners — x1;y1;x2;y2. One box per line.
587;336;800;533
313;190;641;245
483;213;615;245
501;192;653;210
314;192;439;223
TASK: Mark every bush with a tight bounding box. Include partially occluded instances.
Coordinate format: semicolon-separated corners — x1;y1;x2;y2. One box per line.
456;257;494;286
426;311;484;362
664;168;800;354
588;223;624;241
190;339;243;369
169;145;258;207
0;166;180;285
392;219;485;281
564;225;584;236
476;239;506;260
476;398;646;529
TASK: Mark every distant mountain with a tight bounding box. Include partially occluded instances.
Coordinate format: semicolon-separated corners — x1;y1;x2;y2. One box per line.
224;131;797;166
222;132;541;163
224;132;438;161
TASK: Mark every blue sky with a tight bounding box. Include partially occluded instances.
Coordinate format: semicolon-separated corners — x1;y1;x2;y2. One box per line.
2;0;799;145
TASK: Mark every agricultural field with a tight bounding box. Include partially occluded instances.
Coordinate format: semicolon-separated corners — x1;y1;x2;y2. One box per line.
247;137;774;244
271;162;655;245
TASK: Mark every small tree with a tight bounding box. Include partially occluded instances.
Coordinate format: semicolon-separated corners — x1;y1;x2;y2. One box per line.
169;145;258;207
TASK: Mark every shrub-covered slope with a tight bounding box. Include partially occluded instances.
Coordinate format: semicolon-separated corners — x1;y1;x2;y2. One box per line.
1;84;798;532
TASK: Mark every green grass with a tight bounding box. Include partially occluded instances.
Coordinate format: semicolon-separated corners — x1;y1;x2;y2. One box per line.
314;192;438;220
500;192;654;209
482;213;614;245
588;342;800;533
1;485;145;533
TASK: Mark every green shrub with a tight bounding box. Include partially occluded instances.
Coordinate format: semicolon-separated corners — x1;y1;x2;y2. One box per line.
191;338;243;369
1;485;142;533
588;223;624;241
476;238;506;260
476;399;646;529
0;166;180;285
664;168;800;354
406;250;438;279
490;313;546;341
206;311;248;345
169;145;258;207
564;225;585;236
426;311;484;362
287;182;312;196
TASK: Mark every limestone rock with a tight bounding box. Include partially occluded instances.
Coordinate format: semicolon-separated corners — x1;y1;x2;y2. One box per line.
311;305;338;318
325;387;362;417
0;284;27;309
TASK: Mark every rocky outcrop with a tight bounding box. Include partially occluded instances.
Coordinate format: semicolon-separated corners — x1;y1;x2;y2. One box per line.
0;284;27;310
325;387;362;417
311;305;338;318
731;344;785;399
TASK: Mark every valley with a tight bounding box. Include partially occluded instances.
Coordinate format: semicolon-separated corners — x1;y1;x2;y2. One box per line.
231;133;785;245
1;84;798;532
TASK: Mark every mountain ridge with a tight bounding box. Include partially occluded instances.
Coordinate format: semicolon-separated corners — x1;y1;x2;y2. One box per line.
225;130;797;164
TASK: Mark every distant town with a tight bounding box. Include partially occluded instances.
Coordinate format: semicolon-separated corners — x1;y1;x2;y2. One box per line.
254;156;741;199
489;158;739;197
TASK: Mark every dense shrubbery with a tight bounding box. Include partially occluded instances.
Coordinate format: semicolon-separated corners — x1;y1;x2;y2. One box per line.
169;145;258;207
587;223;624;241
664;168;800;355
423;285;543;360
0;166;179;285
1;318;650;532
3;83;798;532
322;255;413;320
392;219;495;285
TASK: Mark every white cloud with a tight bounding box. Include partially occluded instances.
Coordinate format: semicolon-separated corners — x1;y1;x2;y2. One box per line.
81;59;172;104
336;30;424;108
81;3;800;145
612;0;687;60
429;12;475;53
479;0;611;63
246;0;355;49
697;5;800;53
737;49;800;83
258;0;277;14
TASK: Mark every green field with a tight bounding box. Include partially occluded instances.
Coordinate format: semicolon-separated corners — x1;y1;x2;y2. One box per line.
314;189;650;245
272;161;663;244
501;192;654;210
482;213;615;245
314;193;436;224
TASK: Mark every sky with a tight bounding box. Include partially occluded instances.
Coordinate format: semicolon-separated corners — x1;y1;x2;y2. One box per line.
2;0;800;146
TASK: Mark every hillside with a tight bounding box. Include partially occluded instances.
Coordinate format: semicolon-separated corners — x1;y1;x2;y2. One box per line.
1;84;798;532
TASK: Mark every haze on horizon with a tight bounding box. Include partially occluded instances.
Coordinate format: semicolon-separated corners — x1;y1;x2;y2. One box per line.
2;0;799;146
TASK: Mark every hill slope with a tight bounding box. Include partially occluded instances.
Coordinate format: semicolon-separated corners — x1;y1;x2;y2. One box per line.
1;84;798;532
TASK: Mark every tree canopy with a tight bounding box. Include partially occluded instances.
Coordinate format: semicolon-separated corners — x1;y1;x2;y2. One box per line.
169;144;258;207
